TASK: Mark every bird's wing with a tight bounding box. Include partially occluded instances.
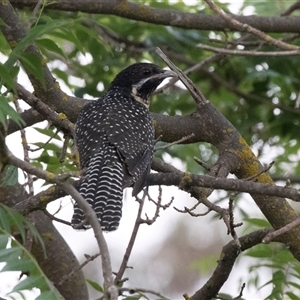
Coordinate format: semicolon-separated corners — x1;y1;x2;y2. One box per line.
105;105;153;192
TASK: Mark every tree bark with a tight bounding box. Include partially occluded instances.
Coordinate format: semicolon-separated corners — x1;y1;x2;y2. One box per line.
0;179;88;299
10;0;300;33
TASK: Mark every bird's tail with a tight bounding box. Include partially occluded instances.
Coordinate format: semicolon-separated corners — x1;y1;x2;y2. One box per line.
71;150;124;231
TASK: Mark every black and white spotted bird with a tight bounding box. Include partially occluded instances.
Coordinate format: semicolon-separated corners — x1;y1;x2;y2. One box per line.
72;63;176;231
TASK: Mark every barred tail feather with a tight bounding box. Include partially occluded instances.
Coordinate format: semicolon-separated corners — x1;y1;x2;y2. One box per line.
94;162;123;231
71;150;124;231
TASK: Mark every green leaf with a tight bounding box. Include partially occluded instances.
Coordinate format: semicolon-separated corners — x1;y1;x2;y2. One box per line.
48;26;85;54
1;257;35;272
0;234;9;249
35;290;64;300
36;38;66;59
245;244;273;258
0;247;22;263
0;204;45;250
33;127;61;140
286;292;300;300
288;281;300;290
0;95;24;130
0;208;12;234
32;142;62;152
4;18;79;70
19;52;45;89
0;226;61;299
0;165;19;187
0;63;19;93
243;218;270;228
11;275;45;293
190;254;218;274
86;279;103;292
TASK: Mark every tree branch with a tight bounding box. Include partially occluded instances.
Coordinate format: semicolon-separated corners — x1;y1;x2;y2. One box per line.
191;228;274;300
153;50;300;261
0;1;85;123
9;0;300;33
16;85;75;137
197;43;300;56
204;0;300;50
5;151;117;299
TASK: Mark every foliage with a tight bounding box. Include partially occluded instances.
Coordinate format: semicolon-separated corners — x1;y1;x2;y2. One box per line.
1;0;300;299
0;204;62;299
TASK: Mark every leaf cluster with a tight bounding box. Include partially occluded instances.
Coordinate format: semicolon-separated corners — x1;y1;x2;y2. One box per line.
0;204;62;299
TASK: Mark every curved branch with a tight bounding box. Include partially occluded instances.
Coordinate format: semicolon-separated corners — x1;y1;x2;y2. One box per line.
0;1;84;122
191;228;273;300
0;179;88;299
6;151;118;299
9;0;300;33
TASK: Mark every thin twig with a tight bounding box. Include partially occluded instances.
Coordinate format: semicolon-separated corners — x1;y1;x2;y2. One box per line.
155;52;223;95
148;188;174;210
28;128;60;152
204;0;300;51
32;0;43;19
59;134;70;163
155;47;208;106
60;183;118;300
114;192;147;284
244;161;274;182
43;209;72;226
194;156;211;172
216;282;246;300
154;133;195;151
174;205;212;217
119;287;171;300
56;252;101;287
281;0;300;16
142;188;163;225
263;217;300;243
13;99;34;196
197;43;300;56
228;194;241;248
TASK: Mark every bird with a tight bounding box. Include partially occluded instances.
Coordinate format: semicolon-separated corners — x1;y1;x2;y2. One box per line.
71;62;176;231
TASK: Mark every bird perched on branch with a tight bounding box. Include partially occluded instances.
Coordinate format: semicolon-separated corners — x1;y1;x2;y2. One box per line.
71;63;176;231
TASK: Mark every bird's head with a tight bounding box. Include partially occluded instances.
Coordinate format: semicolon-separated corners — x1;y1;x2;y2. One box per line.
109;63;177;107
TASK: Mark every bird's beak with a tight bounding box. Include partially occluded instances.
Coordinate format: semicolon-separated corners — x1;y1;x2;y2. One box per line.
160;69;177;79
134;69;177;88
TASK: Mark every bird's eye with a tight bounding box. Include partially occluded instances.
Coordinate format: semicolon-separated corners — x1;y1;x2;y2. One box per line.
142;69;151;76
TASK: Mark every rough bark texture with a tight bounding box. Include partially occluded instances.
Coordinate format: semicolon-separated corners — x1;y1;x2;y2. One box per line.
0;179;88;299
30;211;88;299
10;0;300;33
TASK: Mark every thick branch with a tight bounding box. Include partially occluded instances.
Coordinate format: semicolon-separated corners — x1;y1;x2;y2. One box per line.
154;50;300;261
148;169;300;203
0;178;88;299
10;0;300;33
0;1;84;123
17;85;75;136
29;211;89;299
